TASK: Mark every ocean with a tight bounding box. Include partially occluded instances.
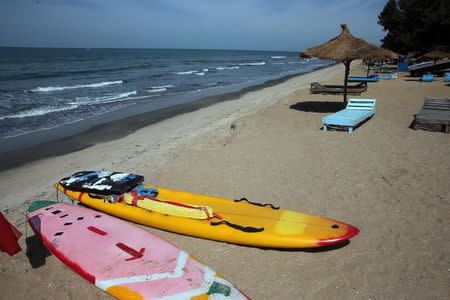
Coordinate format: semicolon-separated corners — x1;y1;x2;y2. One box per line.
0;47;332;140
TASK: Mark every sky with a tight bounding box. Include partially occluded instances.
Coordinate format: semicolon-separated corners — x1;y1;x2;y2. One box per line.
0;0;387;51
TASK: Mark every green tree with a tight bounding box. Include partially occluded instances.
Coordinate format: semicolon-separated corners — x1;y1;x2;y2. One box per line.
378;0;450;53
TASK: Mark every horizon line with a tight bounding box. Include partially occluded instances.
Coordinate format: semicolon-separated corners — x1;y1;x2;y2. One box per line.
0;45;301;53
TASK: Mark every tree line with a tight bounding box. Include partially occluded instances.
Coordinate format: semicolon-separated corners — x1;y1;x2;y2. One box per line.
378;0;450;54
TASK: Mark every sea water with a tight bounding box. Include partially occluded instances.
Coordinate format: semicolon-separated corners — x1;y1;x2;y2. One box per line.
0;47;332;138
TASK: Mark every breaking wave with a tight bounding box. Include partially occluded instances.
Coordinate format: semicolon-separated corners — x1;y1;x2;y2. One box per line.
146;84;173;93
30;80;123;92
174;70;197;75
68;91;137;105
0;105;78;121
239;61;266;66
215;66;239;70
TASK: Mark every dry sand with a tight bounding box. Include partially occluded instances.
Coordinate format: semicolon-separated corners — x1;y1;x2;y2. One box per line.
1;62;449;299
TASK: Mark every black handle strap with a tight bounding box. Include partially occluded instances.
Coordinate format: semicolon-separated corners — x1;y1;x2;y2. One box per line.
234;197;280;210
210;220;264;233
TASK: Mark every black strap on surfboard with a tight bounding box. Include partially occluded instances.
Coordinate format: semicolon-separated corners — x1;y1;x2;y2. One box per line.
210;220;264;233
234;197;280;210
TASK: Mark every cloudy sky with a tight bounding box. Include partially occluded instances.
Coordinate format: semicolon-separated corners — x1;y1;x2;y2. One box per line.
1;0;387;51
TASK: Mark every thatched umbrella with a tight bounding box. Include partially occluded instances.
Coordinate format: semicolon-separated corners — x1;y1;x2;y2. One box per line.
417;48;450;74
417;48;449;61
364;45;397;76
301;24;395;102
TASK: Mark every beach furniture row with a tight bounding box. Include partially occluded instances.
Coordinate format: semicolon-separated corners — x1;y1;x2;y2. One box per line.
419;72;450;82
320;96;450;134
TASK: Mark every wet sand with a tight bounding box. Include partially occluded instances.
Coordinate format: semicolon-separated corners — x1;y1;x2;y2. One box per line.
0;69;327;171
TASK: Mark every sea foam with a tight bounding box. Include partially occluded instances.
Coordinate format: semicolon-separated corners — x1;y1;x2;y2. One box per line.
147;88;167;93
0;105;78;120
151;84;173;89
30;80;124;92
216;66;239;70
239;61;266;66
69;91;137;106
147;84;173;93
174;71;197;75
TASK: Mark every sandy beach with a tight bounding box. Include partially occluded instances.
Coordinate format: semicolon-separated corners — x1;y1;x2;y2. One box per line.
1;62;449;299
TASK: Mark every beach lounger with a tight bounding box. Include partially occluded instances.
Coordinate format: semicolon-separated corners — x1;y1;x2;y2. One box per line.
310;82;367;95
444;72;450;82
379;72;398;80
413;97;450;133
420;73;434;82
348;74;380;83
322;98;376;133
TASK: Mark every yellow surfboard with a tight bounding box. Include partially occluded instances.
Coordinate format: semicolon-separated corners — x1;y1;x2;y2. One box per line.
56;181;358;248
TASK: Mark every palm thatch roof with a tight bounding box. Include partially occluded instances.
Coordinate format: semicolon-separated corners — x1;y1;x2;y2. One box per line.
364;45;397;61
301;24;395;61
299;24;396;102
417;48;450;60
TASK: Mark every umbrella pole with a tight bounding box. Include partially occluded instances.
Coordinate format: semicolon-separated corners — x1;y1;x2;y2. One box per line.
366;60;371;76
343;59;351;103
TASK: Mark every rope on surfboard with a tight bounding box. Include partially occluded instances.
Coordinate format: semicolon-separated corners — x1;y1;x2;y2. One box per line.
234;197;279;210
210;220;264;233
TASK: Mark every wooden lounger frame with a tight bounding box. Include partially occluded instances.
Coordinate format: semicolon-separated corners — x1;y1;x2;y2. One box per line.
413;97;450;134
310;82;367;95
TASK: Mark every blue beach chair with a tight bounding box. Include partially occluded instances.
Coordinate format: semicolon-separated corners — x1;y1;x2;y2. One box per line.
420;73;434;82
322;99;376;133
444;72;450;82
379;72;398;80
348;74;380;83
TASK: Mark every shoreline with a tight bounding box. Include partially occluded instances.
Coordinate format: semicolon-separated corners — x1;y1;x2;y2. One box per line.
0;64;337;171
0;60;449;299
